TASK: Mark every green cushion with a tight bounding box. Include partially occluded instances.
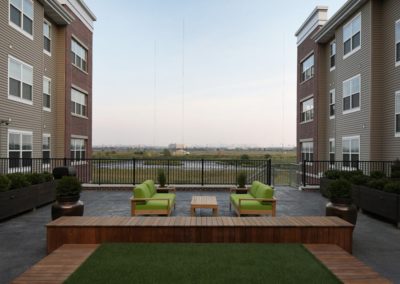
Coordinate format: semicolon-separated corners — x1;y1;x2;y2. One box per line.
231;195;273;211
143;180;156;197
135;199;173;210
134;184;151;201
249;181;262;197
230;194;253;203
256;185;274;199
153;193;176;201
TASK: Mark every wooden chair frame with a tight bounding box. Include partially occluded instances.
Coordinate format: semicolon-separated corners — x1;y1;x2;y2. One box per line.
130;197;175;216
230;197;276;217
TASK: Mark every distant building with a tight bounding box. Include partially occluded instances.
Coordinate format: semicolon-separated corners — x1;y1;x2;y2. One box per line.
0;0;96;169
172;149;190;156
295;1;400;163
169;144;185;150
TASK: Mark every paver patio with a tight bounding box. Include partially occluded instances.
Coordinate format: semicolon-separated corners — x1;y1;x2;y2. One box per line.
1;186;400;283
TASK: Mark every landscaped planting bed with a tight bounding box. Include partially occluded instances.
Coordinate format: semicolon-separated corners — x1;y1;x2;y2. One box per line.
65;243;340;284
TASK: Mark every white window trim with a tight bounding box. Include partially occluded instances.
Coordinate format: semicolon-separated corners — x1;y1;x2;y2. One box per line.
329;89;335;119
42;133;51;167
395;91;400;138
330;40;336;72
43;19;52;56
7;129;33;172
329;138;335;161
342;135;360;164
43;76;51;112
71;88;88;118
70;137;87;165
300;54;315;83
300;97;314;124
343;13;361;60
8;55;33;106
300;140;314;164
71;37;88;73
8;0;34;40
342;74;361;114
396;19;400;67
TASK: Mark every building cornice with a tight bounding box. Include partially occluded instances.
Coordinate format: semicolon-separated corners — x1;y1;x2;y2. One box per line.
57;0;96;31
38;0;75;25
295;6;328;46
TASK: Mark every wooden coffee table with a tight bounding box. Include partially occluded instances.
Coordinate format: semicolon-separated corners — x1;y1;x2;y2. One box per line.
191;196;218;216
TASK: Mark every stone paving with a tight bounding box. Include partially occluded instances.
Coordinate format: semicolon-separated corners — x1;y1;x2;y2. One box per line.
1;187;400;283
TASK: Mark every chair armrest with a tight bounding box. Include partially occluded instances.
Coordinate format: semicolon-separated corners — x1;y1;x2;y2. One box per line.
131;197;171;207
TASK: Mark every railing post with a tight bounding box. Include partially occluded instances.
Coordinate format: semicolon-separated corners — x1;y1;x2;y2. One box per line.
63;157;67;166
267;159;272;186
98;159;101;185
302;160;307;187
201;159;204;186
235;160;238;185
167;159;170;185
133;158;136;185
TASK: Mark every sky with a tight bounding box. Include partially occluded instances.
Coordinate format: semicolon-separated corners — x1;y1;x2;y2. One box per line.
85;0;346;148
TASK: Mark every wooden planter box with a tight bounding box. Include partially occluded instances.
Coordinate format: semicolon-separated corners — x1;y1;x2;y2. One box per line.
0;181;57;220
358;185;399;227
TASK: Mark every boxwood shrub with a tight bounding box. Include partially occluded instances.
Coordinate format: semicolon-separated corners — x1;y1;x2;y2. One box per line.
6;173;30;189
0;175;11;192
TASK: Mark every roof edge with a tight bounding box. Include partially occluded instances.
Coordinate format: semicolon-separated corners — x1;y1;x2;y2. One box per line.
295;6;328;36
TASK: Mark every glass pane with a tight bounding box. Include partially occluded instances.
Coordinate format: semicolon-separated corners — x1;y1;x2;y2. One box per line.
76;56;82;68
342;140;350;154
23;0;33;18
43;93;50;108
9;78;21;98
344;40;351;55
9;58;21;80
396;115;400;133
352;93;360;108
10;5;21;27
330;105;335;116
343;80;350;97
352;32;361;49
22;65;32;85
343;97;351;111
351;139;359;153
22;135;32;150
43;22;50;38
43;136;50;149
352;15;361;34
43;78;49;94
11;0;22;10
22;83;32;100
330;55;335;68
82;105;87;116
9;151;20;168
70;151;75;159
396;22;400;43
351;76;360;93
22;151;32;167
396;43;400;62
9;133;20;150
343;24;352;41
44;37;51;52
23;16;32;35
82;60;87;71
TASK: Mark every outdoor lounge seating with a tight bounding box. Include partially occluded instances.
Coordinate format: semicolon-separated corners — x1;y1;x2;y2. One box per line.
230;181;276;216
130;180;176;216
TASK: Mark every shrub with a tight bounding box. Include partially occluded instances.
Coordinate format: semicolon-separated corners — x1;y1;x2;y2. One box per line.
367;178;388;191
56;176;82;198
383;182;400;194
328;179;352;200
324;170;341;180
350;174;369;185
391;159;400;179
0;175;11;192
6;173;30;189
26;173;46;185
42;172;53;182
237;171;247;188
340;170;363;181
157;169;167;187
240;154;250;160
369;171;386;180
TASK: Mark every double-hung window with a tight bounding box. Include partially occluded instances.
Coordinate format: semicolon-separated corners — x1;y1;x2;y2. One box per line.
343;14;361;57
71;39;88;72
301;142;313;162
8;130;32;169
300;98;314;123
343;75;360;113
396;91;400;137
43;134;51;164
329;139;335;165
301;54;314;82
396;20;400;66
71;89;87;117
330;41;336;70
9;0;33;37
329;89;335;118
8;56;33;104
43;77;51;111
342;136;360;168
43;20;51;55
71;139;86;161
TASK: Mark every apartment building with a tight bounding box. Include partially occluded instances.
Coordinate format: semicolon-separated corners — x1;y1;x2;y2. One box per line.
295;0;400;164
0;0;96;169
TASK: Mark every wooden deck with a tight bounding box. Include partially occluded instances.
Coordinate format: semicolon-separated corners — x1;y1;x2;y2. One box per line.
13;244;390;284
47;216;354;253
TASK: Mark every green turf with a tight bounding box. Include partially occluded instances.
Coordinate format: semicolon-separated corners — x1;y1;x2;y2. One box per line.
64;243;341;284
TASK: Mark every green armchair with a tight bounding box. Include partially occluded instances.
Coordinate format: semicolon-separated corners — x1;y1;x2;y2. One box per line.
230;181;276;216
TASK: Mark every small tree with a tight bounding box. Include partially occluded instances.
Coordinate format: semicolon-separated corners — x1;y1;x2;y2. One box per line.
157;169;167;187
240;154;250;160
237;172;247;188
162;149;171;157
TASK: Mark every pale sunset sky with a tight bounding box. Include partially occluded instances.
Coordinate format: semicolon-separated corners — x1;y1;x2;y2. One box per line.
85;0;346;147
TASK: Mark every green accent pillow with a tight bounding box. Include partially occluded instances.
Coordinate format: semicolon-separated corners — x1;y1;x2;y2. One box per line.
144;180;156;197
250;181;261;197
256;185;274;204
134;184;150;204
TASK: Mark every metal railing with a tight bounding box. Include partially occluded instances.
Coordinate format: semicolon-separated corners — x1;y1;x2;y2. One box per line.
301;160;396;187
271;163;301;188
0;158;272;186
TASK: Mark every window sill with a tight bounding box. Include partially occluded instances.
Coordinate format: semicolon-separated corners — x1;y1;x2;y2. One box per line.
9;21;33;40
299;76;314;85
343;107;360;115
300;120;313;125
330;66;336;72
329;116;335;120
43;107;51;112
8;95;33;106
71;113;89;119
396;61;400;68
395;133;400;138
72;63;89;75
43;50;51;57
343;46;361;60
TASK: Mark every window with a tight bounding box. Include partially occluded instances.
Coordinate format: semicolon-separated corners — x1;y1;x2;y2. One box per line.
342;136;360;168
301;142;313;162
300;98;314;123
43;20;51;55
9;0;33;36
71;139;86;161
43;77;51;111
396;91;400;136
301;54;314;82
396;20;400;65
343;75;360;113
8;56;33;104
43;134;50;164
71;89;87;117
343;14;361;57
71;39;88;72
8;130;32;169
329;89;335;118
330;41;336;69
329;139;335;165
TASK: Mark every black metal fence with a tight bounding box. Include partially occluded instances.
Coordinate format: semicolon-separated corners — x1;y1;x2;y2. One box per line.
301;160;396;186
0;158;272;186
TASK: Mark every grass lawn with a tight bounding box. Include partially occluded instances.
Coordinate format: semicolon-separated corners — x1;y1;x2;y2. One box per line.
65;243;340;284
